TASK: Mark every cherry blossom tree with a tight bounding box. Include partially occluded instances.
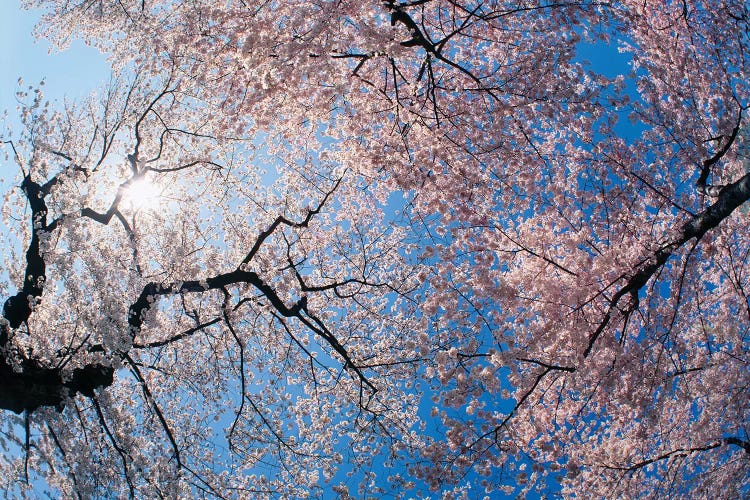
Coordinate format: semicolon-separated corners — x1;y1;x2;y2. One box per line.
1;0;748;497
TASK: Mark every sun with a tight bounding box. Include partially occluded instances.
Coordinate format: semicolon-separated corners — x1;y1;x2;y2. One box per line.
122;177;163;211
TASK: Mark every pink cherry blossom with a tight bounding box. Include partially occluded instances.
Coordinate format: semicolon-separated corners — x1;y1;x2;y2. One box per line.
0;0;747;497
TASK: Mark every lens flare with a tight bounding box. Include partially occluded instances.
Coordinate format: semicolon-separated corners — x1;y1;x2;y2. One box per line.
123;177;162;210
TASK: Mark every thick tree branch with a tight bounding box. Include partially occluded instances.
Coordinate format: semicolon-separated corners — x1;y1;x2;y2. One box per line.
127;268;375;391
725;436;750;454
697;110;743;196
585;171;750;356
0;355;114;413
0;175;114;413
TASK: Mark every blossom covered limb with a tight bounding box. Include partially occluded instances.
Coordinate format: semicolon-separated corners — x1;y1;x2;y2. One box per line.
0;173;113;413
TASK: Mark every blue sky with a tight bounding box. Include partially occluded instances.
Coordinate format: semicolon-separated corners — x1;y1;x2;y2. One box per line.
0;3;654;498
0;1;110;129
0;1;111;242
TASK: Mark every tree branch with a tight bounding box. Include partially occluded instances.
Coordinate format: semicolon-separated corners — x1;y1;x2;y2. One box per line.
697;110;744;196
585;170;750;356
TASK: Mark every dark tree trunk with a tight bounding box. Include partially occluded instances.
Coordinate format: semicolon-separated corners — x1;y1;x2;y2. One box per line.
0;174;114;414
